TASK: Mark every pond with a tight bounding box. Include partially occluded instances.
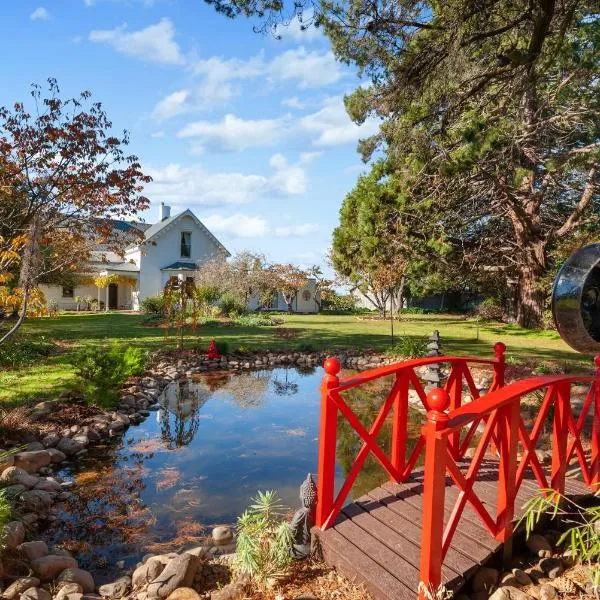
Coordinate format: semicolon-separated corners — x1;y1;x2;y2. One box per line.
44;366;425;580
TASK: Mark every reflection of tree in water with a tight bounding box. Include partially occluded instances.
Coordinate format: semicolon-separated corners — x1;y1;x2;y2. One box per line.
271;368;299;396
46;447;152;572
213;369;271;409
158;381;211;449
336;377;424;499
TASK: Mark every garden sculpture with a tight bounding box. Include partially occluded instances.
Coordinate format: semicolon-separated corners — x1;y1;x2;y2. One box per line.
552;243;600;353
207;339;221;360
423;330;443;392
289;473;317;558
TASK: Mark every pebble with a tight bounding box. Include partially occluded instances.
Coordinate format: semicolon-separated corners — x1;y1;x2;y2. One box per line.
31;555;78;581
512;568;533;586
526;534;553;558
539;557;563;579
3;577;41;600
472;567;499;592
21;589;52;600
4;520;25;548
58;567;96;593
212;525;234;546
18;540;49;561
539;584;557;600
165;589;202;600
489;586;532;600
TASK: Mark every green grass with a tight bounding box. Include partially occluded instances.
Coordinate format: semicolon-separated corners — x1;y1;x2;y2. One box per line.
0;311;590;404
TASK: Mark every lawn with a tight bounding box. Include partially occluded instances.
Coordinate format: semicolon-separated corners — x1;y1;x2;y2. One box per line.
0;311;590;404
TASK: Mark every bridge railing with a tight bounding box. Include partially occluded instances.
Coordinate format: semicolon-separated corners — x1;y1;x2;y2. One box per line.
419;368;600;599
315;347;600;600
316;342;508;529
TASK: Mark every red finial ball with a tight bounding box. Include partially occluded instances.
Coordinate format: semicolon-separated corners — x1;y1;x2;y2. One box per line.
323;357;341;376
426;388;450;412
594;355;600;369
494;342;506;356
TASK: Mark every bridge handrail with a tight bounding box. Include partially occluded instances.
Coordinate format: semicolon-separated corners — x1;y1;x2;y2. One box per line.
316;343;507;530
443;374;600;434
332;355;500;393
419;368;600;600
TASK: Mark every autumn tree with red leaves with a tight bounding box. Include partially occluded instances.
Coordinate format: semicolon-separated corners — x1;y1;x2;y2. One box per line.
0;79;151;343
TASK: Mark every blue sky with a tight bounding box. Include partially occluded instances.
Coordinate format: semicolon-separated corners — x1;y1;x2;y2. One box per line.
2;0;377;271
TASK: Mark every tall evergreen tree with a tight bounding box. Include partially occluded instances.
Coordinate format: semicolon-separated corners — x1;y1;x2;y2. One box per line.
205;0;599;327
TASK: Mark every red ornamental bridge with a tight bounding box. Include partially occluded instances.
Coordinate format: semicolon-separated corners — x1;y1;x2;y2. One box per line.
312;343;599;600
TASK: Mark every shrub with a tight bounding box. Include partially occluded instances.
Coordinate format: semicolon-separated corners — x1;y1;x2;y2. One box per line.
0;336;55;368
220;294;247;317
233;490;294;584
387;336;428;359
0;488;14;547
296;342;316;352
72;343;148;407
140;294;165;315
474;297;506;322
215;340;230;355
233;314;282;327
322;292;358;312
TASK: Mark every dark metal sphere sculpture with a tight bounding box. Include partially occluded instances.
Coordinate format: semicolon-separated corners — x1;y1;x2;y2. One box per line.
552;243;600;354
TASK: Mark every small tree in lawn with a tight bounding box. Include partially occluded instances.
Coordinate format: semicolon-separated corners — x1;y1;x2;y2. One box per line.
0;78;150;344
307;265;335;312
271;263;308;313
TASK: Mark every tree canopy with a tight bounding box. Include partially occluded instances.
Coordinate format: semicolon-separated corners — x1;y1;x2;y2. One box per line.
205;0;600;327
0;79;150;342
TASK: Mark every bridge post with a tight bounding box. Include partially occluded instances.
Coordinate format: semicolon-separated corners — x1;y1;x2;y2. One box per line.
316;357;340;529
419;388;450;600
592;356;600;489
391;372;409;477
551;382;570;494
495;398;519;565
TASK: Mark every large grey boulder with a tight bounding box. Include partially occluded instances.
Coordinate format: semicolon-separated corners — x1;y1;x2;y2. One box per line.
13;450;51;474
1;466;38;488
58;568;95;593
18;540;49;561
20;489;54;512
3;520;25;549
2;577;40;599
98;576;131;599
133;558;166;587
31;555;78;581
147;554;201;599
56;438;85;456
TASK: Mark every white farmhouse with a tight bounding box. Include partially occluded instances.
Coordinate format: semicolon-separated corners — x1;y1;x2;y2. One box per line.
39;204;229;311
39;204;319;313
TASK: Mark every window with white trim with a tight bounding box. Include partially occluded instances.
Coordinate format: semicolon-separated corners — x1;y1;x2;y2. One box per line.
180;232;192;258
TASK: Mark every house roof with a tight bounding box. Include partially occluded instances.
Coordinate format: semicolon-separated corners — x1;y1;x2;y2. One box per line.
142;209;230;257
161;261;199;271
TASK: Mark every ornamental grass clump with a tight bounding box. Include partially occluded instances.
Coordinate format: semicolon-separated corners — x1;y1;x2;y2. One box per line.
520;489;600;587
233;490;294;585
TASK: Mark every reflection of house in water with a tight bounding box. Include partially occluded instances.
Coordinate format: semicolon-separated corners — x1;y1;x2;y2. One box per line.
157;381;211;449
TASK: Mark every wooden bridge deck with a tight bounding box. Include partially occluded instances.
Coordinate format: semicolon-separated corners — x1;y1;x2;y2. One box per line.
312;459;590;600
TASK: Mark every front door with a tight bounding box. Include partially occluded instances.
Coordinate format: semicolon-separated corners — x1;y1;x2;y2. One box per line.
108;283;118;310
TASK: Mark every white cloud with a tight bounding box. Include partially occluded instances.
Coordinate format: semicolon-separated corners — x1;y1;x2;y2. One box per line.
300;96;380;146
30;7;50;20
152;90;190;121
151;131;165;138
177;114;288;152
282;96;306;110
202;213;269;238
89;18;184;65
275;223;320;237
268;47;343;88
144;154;309;206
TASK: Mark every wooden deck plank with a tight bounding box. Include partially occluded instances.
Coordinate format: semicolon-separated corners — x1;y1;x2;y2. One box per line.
315;458;593;600
316;526;415;600
355;494;477;578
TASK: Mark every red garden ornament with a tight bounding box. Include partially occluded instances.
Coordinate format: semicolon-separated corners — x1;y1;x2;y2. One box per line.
207;339;220;360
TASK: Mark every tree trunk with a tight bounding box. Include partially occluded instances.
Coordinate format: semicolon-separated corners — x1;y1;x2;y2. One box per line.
516;242;546;329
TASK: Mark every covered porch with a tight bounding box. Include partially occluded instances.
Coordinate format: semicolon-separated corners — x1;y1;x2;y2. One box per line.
94;267;140;311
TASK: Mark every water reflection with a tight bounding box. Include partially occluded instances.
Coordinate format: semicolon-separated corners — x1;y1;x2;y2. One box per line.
44;367;424;578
